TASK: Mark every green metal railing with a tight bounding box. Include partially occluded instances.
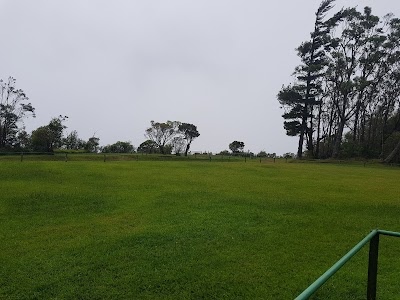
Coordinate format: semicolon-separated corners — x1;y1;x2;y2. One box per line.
295;229;400;300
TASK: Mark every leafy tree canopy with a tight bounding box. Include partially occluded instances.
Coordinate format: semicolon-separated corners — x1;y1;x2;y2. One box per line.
0;77;35;149
229;141;245;154
102;141;134;153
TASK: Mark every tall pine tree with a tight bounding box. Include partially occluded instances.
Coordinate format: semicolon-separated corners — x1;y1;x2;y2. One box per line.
278;0;335;158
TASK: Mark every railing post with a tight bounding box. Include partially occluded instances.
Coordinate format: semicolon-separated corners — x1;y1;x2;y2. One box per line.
367;232;380;300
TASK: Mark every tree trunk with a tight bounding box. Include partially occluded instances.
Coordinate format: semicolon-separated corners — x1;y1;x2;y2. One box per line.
352;99;361;142
184;143;190;156
360;109;366;144
315;102;323;158
384;137;400;163
297;116;306;159
0;125;4;147
159;145;165;154
307;112;314;157
326;105;336;156
332;118;345;158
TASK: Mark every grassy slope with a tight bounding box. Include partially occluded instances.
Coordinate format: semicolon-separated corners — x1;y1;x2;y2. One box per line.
1;160;399;299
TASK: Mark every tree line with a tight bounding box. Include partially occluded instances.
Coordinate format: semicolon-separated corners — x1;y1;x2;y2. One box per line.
278;0;400;163
0;77;262;156
0;80;204;155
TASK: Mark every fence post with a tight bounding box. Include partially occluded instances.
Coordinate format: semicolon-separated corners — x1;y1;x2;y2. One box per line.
104;154;106;162
367;233;380;300
65;153;68;162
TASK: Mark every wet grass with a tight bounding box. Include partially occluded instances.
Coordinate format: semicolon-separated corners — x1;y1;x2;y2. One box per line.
1;160;400;299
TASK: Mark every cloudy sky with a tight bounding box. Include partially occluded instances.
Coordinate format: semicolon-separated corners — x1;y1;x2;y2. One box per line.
1;0;399;154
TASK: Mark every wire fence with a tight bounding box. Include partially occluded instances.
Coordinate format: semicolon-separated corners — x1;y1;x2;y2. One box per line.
0;152;286;163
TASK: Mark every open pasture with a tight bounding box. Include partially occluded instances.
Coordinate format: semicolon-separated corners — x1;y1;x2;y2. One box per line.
1;159;400;299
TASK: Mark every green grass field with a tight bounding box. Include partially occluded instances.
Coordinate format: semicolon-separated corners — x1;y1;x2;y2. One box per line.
1;158;400;299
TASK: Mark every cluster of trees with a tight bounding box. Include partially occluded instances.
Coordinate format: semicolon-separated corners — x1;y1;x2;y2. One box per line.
2;113;104;153
218;147;282;158
139;121;200;156
0;78;127;153
220;141;278;158
278;1;400;162
0;85;202;155
5;113;135;154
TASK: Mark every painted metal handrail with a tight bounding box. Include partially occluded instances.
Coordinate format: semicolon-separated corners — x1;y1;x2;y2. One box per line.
294;229;400;300
378;229;400;238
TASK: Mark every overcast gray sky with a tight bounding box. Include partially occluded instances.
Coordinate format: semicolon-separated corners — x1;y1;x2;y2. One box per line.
0;0;399;154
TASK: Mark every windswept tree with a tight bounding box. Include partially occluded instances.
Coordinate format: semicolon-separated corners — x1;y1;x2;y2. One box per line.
144;120;199;155
178;123;200;156
324;7;387;157
278;1;400;162
229;141;245;154
0;77;35;148
278;0;336;158
145;120;180;154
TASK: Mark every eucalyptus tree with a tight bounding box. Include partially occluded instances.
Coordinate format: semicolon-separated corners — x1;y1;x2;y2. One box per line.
229;141;245;154
178;123;200;156
171;136;185;155
145;120;180;154
0;77;35;148
323;8;400;159
377;16;400;161
323;7;388;157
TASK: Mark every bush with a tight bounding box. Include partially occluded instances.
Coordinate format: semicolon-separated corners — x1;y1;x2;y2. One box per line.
219;150;230;156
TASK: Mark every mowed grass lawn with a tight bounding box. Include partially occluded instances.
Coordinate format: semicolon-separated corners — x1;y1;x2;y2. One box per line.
1;160;400;299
